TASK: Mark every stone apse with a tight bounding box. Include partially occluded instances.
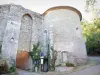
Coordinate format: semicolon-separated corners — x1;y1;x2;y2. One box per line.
0;4;87;70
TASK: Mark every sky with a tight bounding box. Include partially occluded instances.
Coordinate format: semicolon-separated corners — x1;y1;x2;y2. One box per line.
0;0;99;21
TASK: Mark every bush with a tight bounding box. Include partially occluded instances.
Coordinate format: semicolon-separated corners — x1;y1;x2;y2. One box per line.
9;65;16;73
81;18;100;55
56;64;62;67
0;60;9;74
65;62;74;67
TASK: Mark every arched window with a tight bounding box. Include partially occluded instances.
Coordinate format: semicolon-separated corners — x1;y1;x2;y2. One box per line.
18;14;33;51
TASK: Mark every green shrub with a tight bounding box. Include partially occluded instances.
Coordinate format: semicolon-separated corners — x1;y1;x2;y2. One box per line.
65;62;74;67
0;60;9;74
9;65;16;73
56;64;62;67
29;42;41;60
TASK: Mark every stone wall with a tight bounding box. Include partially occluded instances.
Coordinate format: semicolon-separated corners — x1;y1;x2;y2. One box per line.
43;8;87;66
0;5;10;48
18;14;33;51
0;4;43;52
0;4;43;69
0;4;88;70
55;51;88;66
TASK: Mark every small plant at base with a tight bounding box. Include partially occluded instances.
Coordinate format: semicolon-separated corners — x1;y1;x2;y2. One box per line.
9;65;16;73
0;60;9;74
56;64;62;67
65;62;74;67
9;57;16;73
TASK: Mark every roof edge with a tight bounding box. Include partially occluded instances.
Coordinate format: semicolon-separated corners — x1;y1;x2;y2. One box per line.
43;6;82;21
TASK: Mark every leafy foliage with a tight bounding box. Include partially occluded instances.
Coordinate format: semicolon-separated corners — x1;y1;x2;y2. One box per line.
85;0;97;12
65;62;74;67
9;64;16;73
56;64;62;67
81;18;100;55
0;60;9;74
29;42;41;60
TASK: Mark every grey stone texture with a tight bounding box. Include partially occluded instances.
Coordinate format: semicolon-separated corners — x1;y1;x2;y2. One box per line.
0;4;87;70
43;9;87;67
0;4;43;69
0;5;10;46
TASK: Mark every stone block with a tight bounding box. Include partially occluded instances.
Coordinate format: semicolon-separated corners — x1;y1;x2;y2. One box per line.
62;51;68;63
55;66;74;72
55;51;62;66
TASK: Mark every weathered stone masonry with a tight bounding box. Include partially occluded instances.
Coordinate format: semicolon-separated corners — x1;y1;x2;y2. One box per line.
0;4;43;68
0;4;87;69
